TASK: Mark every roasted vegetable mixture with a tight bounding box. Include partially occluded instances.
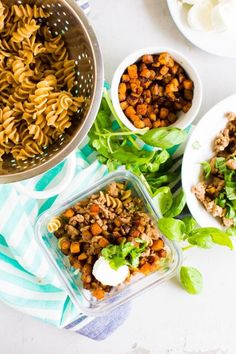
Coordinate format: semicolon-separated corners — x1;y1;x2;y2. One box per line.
192;112;236;227
118;52;194;129
50;182;167;300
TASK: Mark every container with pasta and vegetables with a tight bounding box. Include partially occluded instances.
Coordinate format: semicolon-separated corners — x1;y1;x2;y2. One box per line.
36;171;181;316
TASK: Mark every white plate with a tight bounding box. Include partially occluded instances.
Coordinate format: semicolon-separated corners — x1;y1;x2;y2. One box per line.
182;94;236;228
167;0;236;58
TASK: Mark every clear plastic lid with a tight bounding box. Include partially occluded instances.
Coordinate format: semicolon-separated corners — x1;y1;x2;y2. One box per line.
35;170;182;316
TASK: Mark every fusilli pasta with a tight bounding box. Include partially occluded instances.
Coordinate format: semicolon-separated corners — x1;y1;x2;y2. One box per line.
47;217;62;233
0;1;84;161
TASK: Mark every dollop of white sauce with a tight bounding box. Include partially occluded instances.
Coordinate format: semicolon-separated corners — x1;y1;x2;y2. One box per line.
211;0;236;31
92;256;129;287
183;0;236;32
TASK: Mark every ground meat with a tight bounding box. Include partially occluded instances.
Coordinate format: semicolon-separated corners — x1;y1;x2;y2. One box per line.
191;182;206;202
214;128;230;153
222;217;234;228
226;112;236;121
192;112;236;227
52;182;166;300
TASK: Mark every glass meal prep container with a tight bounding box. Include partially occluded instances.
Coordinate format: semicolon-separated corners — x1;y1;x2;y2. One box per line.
35;170;182;316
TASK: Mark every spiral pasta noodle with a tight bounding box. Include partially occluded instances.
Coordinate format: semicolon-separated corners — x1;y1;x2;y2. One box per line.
47;217;62;233
0;1;84;161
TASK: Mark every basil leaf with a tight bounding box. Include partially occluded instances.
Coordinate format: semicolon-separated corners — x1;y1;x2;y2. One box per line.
201;161;211;178
182;216;197;235
164;189;186;218
146;150;170;173
180;266;203;294
211;232;233;250
112;147;155;165
153;186;173;216
188;234;213;248
141;127;187;149
157;217;185;241
189;227;233;250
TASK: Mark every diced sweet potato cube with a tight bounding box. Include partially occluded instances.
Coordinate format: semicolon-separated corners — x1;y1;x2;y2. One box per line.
139;263;152;275
171;63;179;75
140;68;151;79
125;106;136;118
153;119;161;128
120;101;128;110
127;95;139;106
158;52;174;67
81;229;92;241
159;120;168;127
63;208;75;218
142;54;154;64
184;89;193;101
143;118;152;128
128;64;138;79
182;102;192;113
151;238;164;251
150;83;159;96
90;204;100;215
136;104;147;116
90;223;103;236
70;241;80;254
78;253;87;260
149;70;156;80
134;120;145;128
92;288;106;300
129;114;139;123
142;80;152;89
122;74;130;82
183;79;193;90
130;80;141;93
60;239;71;252
160;65;169;76
98;237;109;248
159;107;169;119
118;83;127;101
149;113;156;121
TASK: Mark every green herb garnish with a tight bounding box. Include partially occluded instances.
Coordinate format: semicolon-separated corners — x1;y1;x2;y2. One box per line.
101;239;148;270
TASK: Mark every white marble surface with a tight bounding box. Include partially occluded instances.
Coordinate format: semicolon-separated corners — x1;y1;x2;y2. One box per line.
1;0;236;353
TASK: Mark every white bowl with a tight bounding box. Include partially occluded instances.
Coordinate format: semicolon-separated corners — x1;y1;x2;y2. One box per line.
111;47;202;131
182;94;236;229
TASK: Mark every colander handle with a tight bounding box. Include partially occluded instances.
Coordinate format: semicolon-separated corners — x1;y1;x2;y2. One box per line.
14;152;77;200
